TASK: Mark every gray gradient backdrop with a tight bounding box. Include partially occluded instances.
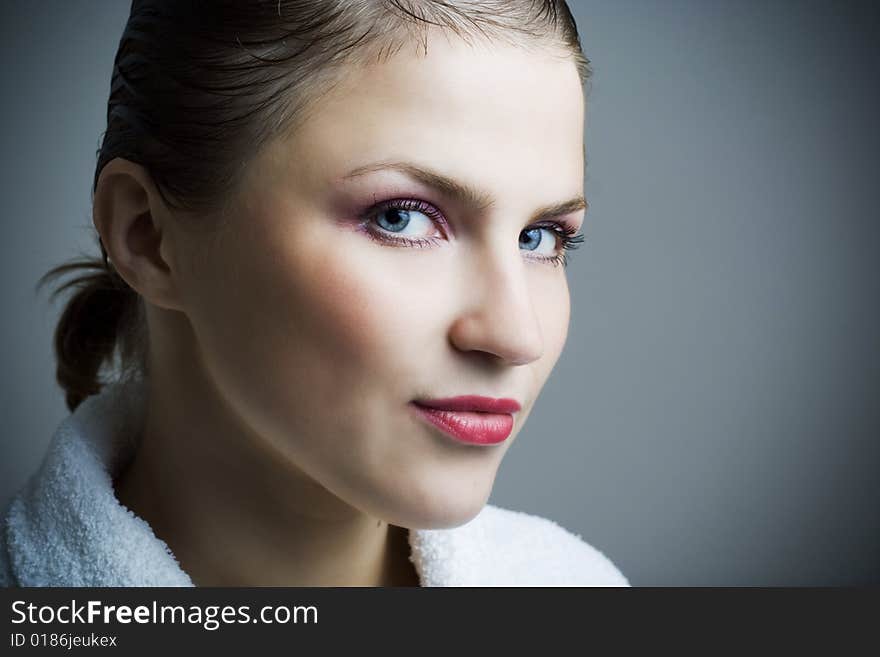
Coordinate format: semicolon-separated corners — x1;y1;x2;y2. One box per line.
1;1;877;586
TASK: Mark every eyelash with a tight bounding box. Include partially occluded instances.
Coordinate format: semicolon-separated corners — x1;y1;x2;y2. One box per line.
357;197;586;268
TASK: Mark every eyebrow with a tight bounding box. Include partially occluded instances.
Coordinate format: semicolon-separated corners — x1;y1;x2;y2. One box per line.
342;160;588;223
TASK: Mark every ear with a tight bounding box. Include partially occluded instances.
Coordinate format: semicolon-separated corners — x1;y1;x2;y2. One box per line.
92;158;184;311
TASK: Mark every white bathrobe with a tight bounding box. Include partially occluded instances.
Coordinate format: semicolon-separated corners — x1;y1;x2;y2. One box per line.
0;379;629;587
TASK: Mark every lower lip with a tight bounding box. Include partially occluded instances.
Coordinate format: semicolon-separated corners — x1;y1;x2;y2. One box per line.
410;403;514;445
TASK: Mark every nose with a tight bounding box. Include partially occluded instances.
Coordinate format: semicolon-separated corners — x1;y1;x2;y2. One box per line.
447;248;544;366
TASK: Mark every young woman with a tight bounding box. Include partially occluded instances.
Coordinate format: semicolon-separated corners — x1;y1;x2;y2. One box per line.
1;0;628;587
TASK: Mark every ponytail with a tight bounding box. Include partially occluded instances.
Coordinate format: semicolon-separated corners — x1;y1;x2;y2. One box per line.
35;240;146;412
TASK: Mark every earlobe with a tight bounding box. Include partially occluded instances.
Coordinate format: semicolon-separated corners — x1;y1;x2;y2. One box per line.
92;158;184;311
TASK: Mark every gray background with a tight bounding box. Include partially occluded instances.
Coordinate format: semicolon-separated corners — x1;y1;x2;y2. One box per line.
1;1;877;586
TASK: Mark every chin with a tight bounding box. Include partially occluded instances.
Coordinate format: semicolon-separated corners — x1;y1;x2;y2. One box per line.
379;479;495;530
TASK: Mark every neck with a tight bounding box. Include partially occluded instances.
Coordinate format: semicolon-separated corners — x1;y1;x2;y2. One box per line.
113;312;420;587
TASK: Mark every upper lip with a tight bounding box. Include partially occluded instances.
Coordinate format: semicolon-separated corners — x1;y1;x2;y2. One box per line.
412;395;522;414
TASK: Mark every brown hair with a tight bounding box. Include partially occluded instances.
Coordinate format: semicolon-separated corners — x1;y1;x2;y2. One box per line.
36;0;592;412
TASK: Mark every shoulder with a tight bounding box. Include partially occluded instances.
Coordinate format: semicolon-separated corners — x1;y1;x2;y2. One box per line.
411;503;630;586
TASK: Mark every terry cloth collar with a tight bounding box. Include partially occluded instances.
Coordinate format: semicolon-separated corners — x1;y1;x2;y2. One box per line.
2;379;629;587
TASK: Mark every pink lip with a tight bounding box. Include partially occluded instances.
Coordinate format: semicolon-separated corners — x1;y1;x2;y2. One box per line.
410;396;521;445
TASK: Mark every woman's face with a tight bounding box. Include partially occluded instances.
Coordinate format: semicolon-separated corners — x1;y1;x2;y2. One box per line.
175;34;586;529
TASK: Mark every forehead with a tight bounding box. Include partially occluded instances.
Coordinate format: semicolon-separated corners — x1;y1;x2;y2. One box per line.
264;32;585;199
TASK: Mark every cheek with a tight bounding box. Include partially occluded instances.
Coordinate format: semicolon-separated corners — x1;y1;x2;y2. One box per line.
282;240;440;371
212;218;445;401
532;271;571;368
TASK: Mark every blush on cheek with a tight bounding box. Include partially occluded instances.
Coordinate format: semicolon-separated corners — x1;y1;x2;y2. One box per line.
287;244;413;365
243;208;445;395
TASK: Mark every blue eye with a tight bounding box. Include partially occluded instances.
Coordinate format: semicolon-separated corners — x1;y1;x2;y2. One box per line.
519;227;557;257
374;207;434;238
521;223;586;267
361;198;446;248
